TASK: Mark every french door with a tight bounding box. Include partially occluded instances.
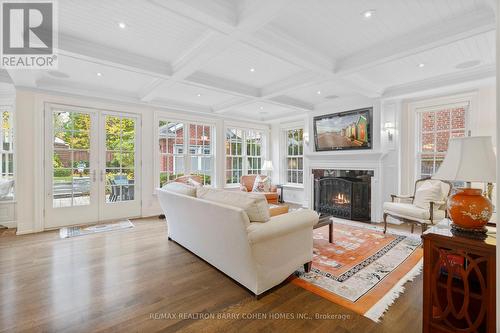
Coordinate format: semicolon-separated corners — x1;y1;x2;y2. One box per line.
44;105;141;229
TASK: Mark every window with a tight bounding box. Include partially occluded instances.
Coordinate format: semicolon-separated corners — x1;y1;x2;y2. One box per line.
0;107;14;199
225;128;264;184
159;120;214;187
285;128;304;184
246;130;262;175
417;104;467;178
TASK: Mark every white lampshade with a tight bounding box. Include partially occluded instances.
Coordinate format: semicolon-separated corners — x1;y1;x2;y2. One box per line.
262;160;274;171
432;136;496;182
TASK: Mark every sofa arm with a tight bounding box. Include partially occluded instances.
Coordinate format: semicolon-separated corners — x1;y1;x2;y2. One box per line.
247;209;319;244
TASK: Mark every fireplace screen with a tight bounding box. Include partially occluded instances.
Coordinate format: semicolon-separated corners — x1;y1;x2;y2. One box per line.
314;176;370;221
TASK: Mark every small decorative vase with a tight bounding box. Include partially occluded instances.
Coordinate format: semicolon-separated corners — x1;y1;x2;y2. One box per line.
447;188;493;230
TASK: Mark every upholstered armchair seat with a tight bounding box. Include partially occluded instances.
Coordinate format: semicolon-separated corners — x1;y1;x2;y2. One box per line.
383;202;446;223
240;175;278;204
383;178;451;234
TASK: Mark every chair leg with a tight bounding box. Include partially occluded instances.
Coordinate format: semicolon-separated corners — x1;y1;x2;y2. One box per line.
421;224;428;234
383;213;388;234
328;223;333;243
304;261;312;273
411;223;415;234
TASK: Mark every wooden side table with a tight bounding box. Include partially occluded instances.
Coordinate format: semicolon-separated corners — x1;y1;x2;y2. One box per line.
422;219;496;333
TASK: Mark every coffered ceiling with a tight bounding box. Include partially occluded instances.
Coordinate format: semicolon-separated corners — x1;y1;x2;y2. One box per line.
4;0;497;122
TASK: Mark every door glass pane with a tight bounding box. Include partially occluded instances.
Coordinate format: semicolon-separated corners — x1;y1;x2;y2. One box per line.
52;111;91;208
105;115;136;203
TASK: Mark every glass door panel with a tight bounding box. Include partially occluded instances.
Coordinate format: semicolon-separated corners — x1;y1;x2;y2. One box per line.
100;113;140;220
45;108;99;228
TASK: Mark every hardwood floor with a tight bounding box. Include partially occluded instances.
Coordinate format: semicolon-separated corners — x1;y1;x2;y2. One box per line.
0;218;422;333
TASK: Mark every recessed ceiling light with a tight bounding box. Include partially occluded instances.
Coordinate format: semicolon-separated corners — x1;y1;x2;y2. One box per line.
96;72;102;77
118;22;126;29
197;93;202;97
418;63;425;68
250;68;255;72
362;10;375;19
316;90;321;95
259;106;264;110
455;60;481;69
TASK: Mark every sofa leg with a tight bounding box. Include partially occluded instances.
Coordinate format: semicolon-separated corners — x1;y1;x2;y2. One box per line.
383;213;388;234
304;261;312;273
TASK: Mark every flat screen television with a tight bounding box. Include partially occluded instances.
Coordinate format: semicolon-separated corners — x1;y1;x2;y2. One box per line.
313;107;372;151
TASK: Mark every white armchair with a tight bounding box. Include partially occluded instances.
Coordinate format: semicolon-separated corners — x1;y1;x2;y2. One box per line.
383;178;452;234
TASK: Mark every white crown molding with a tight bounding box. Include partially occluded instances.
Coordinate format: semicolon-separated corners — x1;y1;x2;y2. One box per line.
336;8;496;75
382;64;496;99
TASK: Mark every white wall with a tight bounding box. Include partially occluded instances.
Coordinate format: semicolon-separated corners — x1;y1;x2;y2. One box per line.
14;88;268;234
270;95;393;213
398;85;497;195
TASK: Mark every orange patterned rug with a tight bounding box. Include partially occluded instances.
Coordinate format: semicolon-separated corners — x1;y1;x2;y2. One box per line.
291;220;423;322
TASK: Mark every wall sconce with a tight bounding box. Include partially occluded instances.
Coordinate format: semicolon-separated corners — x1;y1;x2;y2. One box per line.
303;132;310;145
384;122;395;142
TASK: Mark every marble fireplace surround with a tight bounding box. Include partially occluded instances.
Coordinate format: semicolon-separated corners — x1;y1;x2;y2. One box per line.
306;151;386;222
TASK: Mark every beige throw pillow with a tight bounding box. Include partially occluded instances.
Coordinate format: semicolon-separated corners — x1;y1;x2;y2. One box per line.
413;181;443;210
196;187;270;222
252;175;271;192
162;182;197;197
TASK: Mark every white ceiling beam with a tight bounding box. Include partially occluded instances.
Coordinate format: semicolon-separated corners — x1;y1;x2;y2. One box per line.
140;0;296;103
58;34;172;79
336;8;496;75
382;64;496;99
261;71;323;98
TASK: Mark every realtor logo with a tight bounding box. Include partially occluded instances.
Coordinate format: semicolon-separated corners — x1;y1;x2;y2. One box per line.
1;1;57;68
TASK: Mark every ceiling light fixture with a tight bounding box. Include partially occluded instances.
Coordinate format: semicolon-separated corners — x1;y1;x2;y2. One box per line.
362;10;375;19
316;90;321;95
118;22;126;29
96;72;102;77
259;106;264;110
197;93;202;97
250;68;255;72
418;63;425;68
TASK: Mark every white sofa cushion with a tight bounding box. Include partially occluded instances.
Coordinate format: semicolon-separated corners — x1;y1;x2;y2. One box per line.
162;182;196;197
383;202;445;222
413;180;443;209
197;187;270;222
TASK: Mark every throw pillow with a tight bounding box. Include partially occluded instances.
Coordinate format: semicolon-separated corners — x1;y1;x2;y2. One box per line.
187;177;202;187
252;175;271;192
162;182;197;197
197;187;270;222
413;181;443;210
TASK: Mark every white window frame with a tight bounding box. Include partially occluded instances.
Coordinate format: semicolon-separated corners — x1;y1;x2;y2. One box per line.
415;101;470;180
283;127;304;186
224;127;265;186
157;117;215;188
0;105;14;199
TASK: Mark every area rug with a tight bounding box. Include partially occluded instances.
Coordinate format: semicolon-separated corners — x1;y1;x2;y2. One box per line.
291;219;422;322
59;220;134;238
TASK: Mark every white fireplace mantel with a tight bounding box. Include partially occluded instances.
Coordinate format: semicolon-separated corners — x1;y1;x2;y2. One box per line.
305;150;387;222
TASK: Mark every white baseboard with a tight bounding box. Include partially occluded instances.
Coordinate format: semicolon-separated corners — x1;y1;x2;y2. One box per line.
0;221;16;229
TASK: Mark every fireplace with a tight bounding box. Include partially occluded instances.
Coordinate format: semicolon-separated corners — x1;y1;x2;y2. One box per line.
313;169;372;222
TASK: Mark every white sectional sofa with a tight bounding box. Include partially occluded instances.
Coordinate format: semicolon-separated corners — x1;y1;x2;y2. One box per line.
157;185;319;296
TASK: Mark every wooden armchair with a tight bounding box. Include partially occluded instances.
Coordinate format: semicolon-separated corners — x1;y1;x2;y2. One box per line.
240;174;278;204
383;178;452;234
